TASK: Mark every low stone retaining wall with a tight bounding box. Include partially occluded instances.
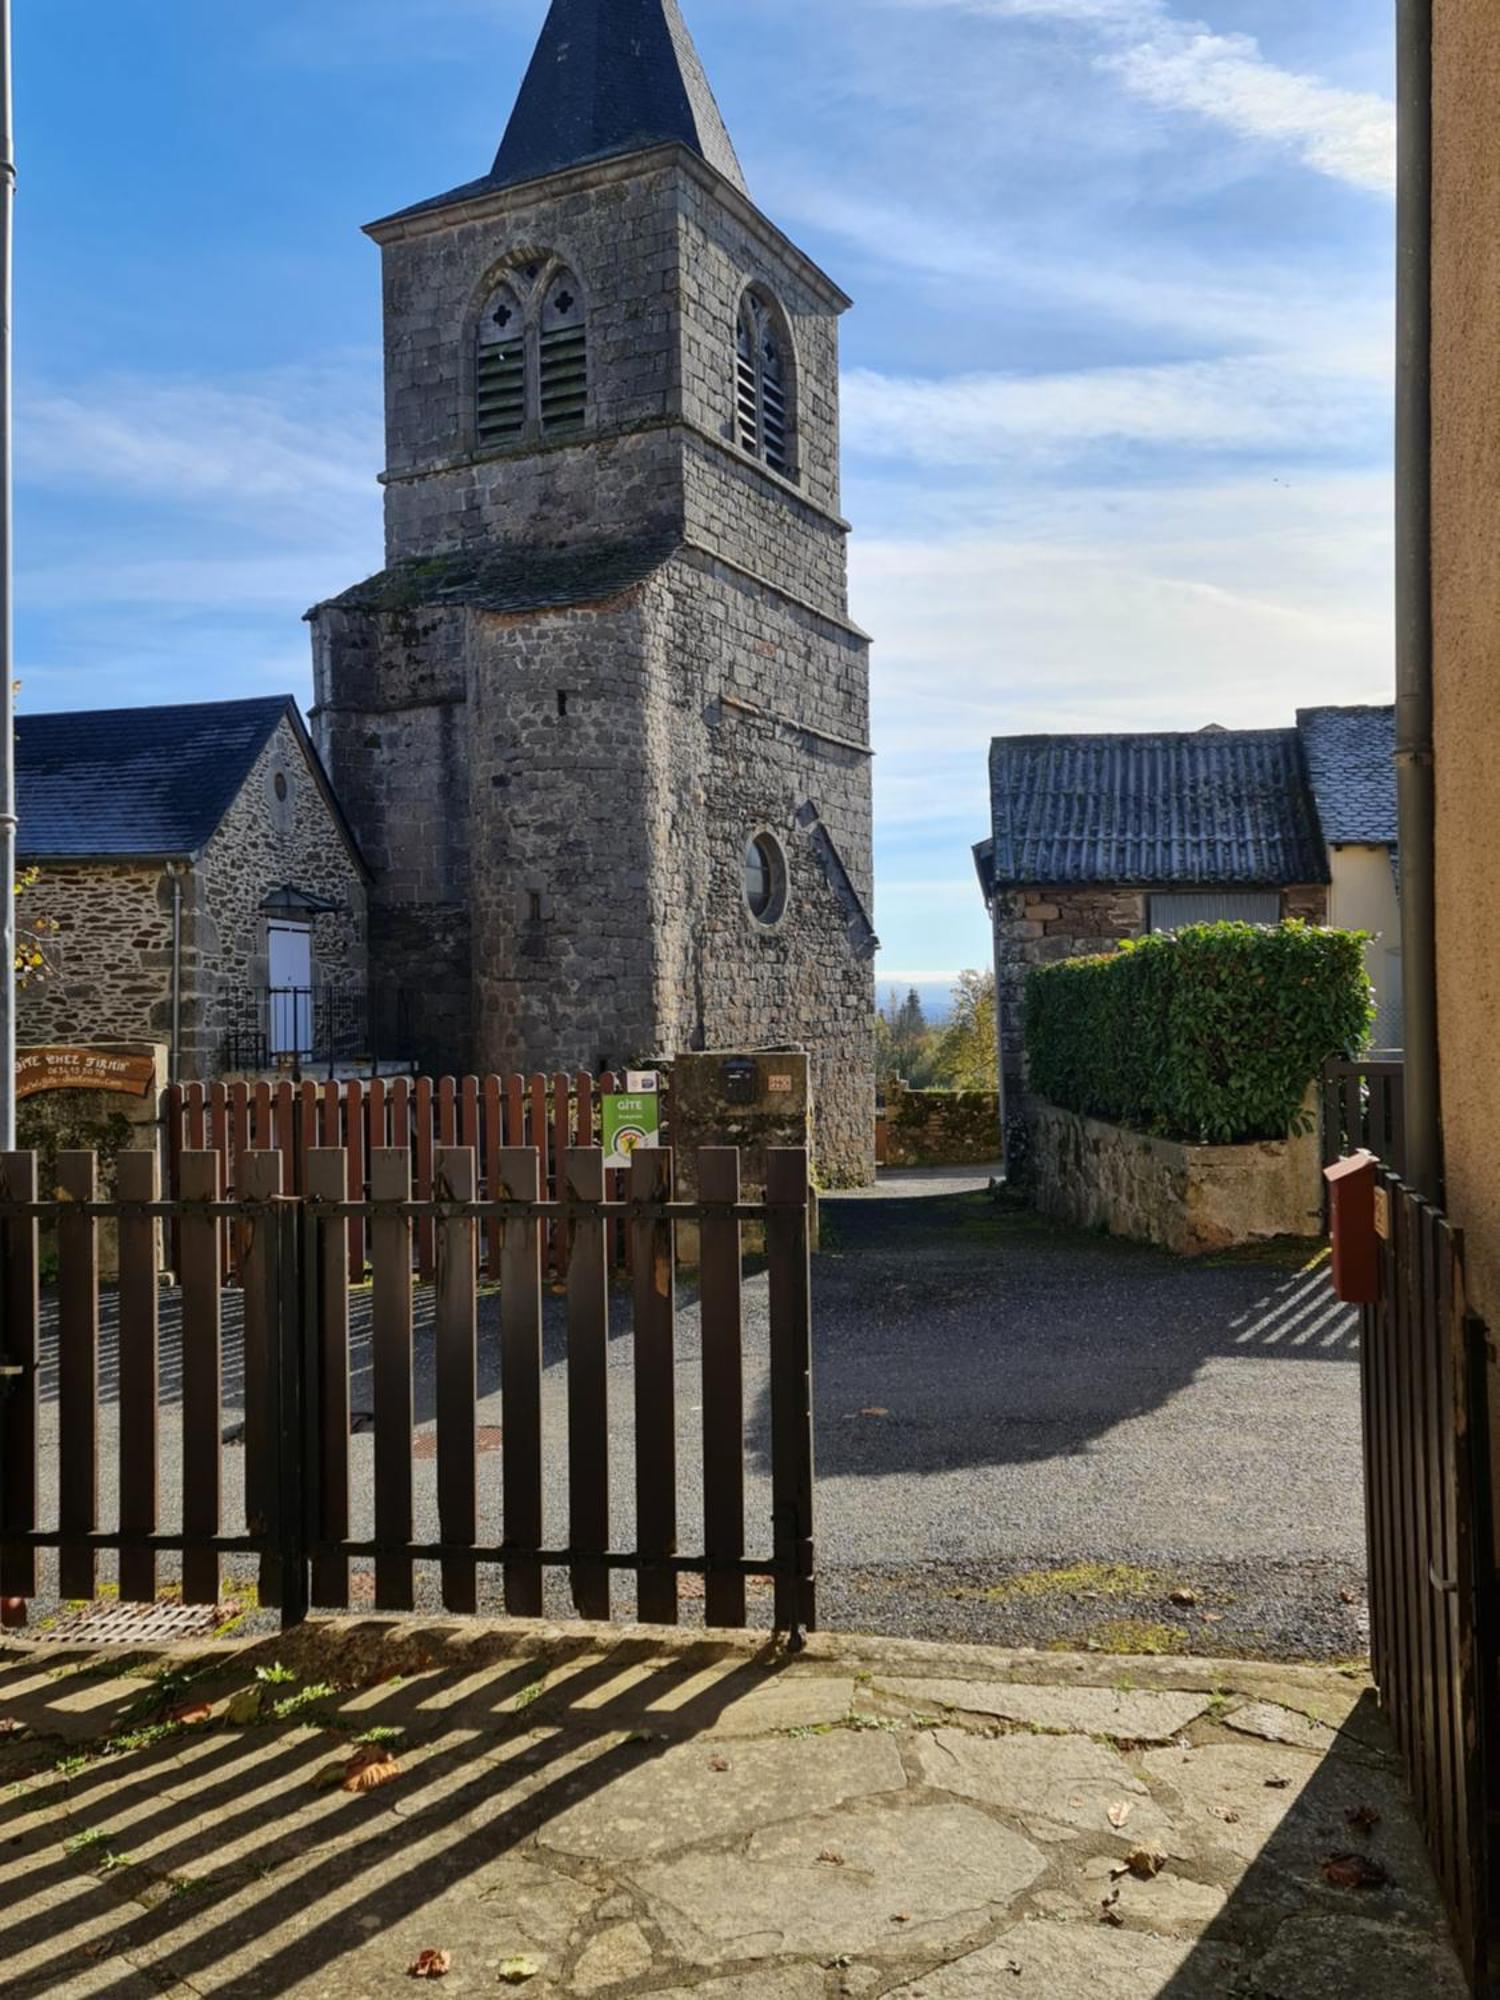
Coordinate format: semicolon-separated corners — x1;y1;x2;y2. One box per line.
1027;1095;1323;1254
878;1085;1001;1168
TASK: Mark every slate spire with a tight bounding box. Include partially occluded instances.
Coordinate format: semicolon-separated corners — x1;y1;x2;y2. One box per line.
492;0;748;195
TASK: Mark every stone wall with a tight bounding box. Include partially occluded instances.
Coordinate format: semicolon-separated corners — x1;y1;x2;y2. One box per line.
187;718;368;1079
881;1086;1001;1169
17;1043;167;1278
1027;1096;1324;1255
17;866;172;1051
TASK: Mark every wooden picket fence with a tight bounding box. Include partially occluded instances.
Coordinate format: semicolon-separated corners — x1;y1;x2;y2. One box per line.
165;1072;669;1283
0;1143;816;1638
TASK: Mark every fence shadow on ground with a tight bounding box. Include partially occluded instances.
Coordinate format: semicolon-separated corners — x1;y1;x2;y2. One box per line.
0;1626;786;1995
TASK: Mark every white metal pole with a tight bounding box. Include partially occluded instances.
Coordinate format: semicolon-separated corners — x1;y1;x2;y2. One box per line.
0;0;15;1152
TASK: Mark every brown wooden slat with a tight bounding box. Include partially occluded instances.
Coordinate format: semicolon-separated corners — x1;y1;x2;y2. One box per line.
368;1074;387;1157
57;1151;99;1603
632;1146;677;1626
252;1080;273;1153
185;1082;207;1152
240;1153;283;1605
308;1149;351;1609
275;1081;297;1198
298;1081;320;1193
0;1153;39;1600
345;1078;366;1276
165;1085;185;1272
435;1146;479;1614
228;1081;252;1280
699;1149;746;1629
414;1076;436;1281
766;1148;816;1636
179;1151;223;1606
371;1148;415;1610
210;1082;232;1275
1426;1206;1458;1899
390;1076;412;1152
483;1076;505;1279
459;1076;479;1160
552;1072;572;1275
505;1073;525;1154
498;1146;544;1616
528;1074;548;1160
575;1072;596;1150
439;1076;458;1150
565;1148;610;1621
117;1151;161;1605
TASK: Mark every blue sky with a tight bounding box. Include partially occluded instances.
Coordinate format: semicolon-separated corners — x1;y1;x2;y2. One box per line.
15;0;1396;1004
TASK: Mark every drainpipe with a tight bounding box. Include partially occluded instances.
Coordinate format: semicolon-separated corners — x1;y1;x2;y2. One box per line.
169;866;183;1085
1395;0;1441;1202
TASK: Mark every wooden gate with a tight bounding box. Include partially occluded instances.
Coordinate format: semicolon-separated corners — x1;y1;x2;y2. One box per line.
1323;1055;1408;1179
1361;1168;1500;1992
0;1143;816;1640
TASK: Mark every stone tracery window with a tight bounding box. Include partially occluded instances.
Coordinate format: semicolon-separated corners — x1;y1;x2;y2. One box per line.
475;264;588;450
736;291;794;479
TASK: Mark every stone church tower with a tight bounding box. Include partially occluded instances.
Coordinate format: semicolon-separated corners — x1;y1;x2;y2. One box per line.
309;0;876;1183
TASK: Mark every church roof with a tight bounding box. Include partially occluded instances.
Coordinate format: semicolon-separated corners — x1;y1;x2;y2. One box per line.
15;695;366;870
386;0;747;225
313;533;683;618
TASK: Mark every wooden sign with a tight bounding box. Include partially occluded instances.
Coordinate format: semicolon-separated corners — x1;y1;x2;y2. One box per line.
1373;1185;1391;1243
17;1048;159;1101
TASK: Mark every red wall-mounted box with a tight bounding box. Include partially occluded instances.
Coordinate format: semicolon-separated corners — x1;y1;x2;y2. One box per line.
1325;1152;1381;1306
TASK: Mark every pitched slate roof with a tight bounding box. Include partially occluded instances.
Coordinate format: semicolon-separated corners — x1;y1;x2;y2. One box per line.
313;533;681;617
1297;704;1397;846
982;729;1330;891
384;0;747;225
15;695;361;867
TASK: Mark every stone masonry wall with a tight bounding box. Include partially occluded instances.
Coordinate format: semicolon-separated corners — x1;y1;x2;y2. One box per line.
188;718;368;1079
17;865;172;1050
881;1086;1002;1169
1028;1095;1324;1255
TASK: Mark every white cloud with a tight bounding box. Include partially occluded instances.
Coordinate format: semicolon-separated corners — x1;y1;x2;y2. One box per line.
896;0;1395;194
844;345;1387;466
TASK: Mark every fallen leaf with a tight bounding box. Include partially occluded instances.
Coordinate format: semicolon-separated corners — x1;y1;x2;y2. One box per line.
1122;1847;1168;1879
225;1688;264;1728
860;1408;890;1419
0;1719;22;1738
1265;1776;1292;1790
1340;1588;1358;1606
498;1960;541;1985
818;1849;846;1866
1107;1800;1133;1829
1345;1804;1382;1835
312;1760;348;1791
343;1749;401;1794
1169;1588;1198;1607
891;1912;912;1925
1210;1805;1241;1825
1099;1889;1125;1928
708;1755;730;1773
1321;1852;1391;1891
168;1703;213;1728
407;1949;451;1980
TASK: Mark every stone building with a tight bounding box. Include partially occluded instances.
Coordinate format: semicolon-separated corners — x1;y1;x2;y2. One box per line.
308;0;877;1184
974;716;1400;1168
16;697;369;1081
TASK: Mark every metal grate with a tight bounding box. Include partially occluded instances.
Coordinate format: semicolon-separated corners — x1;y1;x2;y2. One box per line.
12;1598;241;1648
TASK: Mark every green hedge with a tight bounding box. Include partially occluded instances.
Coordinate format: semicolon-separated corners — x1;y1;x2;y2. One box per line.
1024;921;1374;1145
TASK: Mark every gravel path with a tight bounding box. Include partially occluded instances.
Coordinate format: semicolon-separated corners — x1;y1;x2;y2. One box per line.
23;1185;1365;1660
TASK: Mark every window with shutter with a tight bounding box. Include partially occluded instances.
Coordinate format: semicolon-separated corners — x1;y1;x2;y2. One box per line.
476;284;526;447
734;291;795;480
539;273;588;434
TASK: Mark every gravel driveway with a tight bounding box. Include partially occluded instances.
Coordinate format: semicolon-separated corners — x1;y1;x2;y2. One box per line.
23;1180;1365;1660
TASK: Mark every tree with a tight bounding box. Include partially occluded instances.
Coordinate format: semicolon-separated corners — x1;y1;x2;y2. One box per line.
874;985;939;1086
934;969;999;1091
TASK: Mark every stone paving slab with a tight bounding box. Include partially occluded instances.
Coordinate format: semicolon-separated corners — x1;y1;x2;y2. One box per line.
0;1617;1469;1998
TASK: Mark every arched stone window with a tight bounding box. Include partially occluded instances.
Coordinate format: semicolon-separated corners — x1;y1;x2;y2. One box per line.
474;262;589;450
736;291;794;478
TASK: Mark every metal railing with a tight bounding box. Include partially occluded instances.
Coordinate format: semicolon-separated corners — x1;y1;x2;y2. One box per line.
220;987;417;1078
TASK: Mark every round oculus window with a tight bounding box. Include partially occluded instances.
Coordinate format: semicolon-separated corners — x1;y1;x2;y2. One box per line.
744;833;788;926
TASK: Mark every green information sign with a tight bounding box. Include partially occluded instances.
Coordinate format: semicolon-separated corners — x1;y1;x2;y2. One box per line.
602;1081;661;1169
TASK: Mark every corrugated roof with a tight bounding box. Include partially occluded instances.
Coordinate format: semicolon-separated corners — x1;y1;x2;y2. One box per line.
1297;704;1397;847
312;533;681;617
15;696;364;871
985;729;1330;890
382;0;747;226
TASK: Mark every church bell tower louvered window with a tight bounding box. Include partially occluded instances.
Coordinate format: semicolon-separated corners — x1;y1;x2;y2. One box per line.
476;265;588;449
736;292;794;480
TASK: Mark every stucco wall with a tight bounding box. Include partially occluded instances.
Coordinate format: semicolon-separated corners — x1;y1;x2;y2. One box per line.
1432;2;1500;1323
1328;844;1403;1050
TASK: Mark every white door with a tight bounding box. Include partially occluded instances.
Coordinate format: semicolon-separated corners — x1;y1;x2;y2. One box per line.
267;922;313;1057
